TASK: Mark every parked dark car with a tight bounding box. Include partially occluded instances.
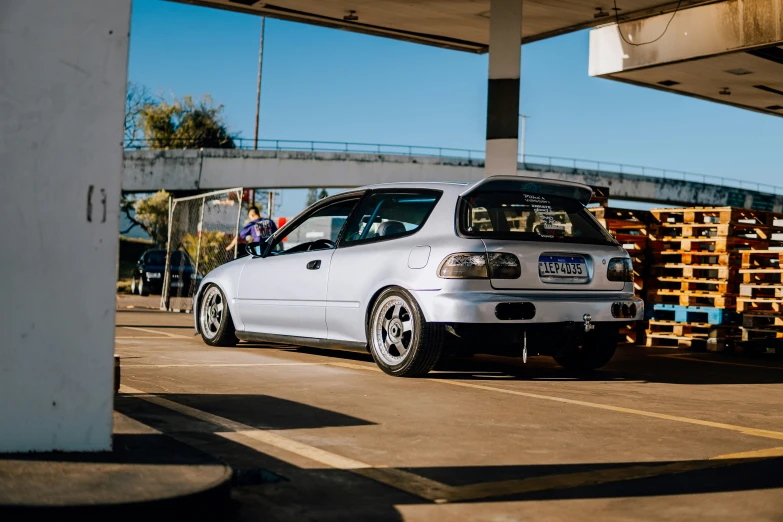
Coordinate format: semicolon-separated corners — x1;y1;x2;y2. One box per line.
131;249;197;296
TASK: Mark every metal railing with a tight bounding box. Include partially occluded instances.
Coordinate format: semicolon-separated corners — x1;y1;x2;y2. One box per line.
124;138;783;195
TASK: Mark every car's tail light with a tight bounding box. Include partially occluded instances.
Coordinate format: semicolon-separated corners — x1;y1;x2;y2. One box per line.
488;253;521;279
438;253;521;279
607;258;633;282
438;253;488;279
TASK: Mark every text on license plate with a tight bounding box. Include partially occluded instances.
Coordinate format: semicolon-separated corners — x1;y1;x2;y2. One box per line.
538;256;586;278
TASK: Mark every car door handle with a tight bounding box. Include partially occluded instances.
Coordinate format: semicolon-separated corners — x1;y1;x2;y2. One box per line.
306;260;321;270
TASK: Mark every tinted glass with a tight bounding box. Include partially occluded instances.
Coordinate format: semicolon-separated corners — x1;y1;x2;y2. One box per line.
342;192;440;245
271;198;358;255
146;251;189;266
459;191;616;245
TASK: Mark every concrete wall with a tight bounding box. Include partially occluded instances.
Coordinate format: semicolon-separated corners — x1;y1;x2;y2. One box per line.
0;1;131;452
123;149;783;211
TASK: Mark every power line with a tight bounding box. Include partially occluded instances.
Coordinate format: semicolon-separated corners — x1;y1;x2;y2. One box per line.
613;0;682;46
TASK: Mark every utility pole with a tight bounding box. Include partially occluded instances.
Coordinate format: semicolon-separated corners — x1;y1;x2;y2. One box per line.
518;114;529;164
251;16;266;206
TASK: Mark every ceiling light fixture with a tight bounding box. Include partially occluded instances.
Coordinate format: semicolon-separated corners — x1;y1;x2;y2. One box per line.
657;80;680;86
719;87;731;95
726;68;753;75
766;105;783;110
343;10;358;21
594;7;610;18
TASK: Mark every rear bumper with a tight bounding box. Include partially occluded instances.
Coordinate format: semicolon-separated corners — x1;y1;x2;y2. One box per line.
410;290;644;324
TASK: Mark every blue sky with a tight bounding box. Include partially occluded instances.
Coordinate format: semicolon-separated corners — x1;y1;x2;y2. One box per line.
129;0;781;217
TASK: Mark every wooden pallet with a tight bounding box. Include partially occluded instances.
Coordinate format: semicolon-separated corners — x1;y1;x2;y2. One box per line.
739;268;783;284
620;322;647;344
645;320;738;350
742;312;783;330
741;327;783;341
651;222;775;241
590;207;653;224
651;207;780;226
657;277;735;294
655;290;735;308
657;251;740;266
613;233;648;253
654;263;738;280
741;250;783;269
737;297;783;313
739;284;783;299
659;236;768;253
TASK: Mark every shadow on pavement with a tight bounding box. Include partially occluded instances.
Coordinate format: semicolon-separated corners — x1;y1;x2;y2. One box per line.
239;342;783;386
114;393;783;521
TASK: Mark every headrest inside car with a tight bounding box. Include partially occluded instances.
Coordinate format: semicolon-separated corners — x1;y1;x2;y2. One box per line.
376;221;406;237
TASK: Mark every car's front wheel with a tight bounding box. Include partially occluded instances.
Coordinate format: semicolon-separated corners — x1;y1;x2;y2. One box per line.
199;284;238;347
552;324;618;371
138;276;149;296
368;287;443;377
131;276;138;295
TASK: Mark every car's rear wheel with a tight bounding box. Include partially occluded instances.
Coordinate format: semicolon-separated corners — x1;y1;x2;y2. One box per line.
552;324;618;371
131;276;138;295
368;287;442;377
199;284;238;347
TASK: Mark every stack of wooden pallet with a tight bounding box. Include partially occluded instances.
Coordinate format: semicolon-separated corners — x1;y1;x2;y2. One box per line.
738;247;783;349
590;206;655;343
645;206;775;350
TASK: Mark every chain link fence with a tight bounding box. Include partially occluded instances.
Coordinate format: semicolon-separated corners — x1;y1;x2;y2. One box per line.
161;188;243;312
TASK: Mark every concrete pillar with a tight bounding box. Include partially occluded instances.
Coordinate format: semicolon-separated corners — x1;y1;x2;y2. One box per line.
0;1;131;452
485;0;523;177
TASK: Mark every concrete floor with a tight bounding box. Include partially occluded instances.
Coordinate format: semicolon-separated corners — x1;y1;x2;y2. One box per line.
115;309;783;521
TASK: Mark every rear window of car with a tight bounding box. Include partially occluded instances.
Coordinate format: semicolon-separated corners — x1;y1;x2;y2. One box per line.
459;191;616;246
146;251;189;266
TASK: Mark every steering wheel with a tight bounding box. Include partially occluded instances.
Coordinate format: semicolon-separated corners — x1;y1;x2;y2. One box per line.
308;239;335;251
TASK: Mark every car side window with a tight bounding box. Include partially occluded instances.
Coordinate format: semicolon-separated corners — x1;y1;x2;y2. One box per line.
269;198;359;256
340;191;440;246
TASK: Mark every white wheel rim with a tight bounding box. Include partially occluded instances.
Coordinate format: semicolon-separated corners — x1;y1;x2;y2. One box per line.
200;286;224;339
371;296;415;366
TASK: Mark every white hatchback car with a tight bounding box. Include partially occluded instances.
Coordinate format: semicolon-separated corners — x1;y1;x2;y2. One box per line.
195;176;643;376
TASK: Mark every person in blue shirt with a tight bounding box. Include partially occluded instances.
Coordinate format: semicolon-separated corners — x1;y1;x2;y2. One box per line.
226;205;277;252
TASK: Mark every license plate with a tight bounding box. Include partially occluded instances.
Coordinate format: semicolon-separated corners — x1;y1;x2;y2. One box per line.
538;255;588;283
171;281;184;288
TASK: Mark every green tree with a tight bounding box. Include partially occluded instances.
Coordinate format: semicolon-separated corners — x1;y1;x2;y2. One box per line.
125;82;154;145
121;190;171;247
306;188;329;207
139;94;235;149
181;230;228;275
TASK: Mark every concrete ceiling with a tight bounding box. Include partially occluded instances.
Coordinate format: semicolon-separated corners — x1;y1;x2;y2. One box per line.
603;46;783;118
176;0;707;53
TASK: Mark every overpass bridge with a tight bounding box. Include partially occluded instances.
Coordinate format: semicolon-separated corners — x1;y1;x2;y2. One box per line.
123;140;783;211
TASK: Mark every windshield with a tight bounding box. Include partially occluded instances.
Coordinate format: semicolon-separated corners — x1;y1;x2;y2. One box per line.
459;191;616;246
146;251;190;266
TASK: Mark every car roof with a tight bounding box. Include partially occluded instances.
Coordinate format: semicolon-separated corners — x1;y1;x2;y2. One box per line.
355;176;593;202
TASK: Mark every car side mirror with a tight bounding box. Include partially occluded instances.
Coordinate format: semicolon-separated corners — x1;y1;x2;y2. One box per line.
245;242;264;258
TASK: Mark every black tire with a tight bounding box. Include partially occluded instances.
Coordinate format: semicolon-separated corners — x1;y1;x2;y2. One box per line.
367;287;443;377
553;324;618;371
198;284;238;347
131;276;138;295
138;277;149;296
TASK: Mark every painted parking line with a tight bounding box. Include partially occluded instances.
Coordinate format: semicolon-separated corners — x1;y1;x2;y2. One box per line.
324;361;783;442
119;326;193;339
651;353;783;371
119;326;194;338
119;384;452;502
120;383;783;503
122;362;326;368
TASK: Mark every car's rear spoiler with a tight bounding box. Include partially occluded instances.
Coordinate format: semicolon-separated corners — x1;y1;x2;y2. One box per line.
460;176;593;206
